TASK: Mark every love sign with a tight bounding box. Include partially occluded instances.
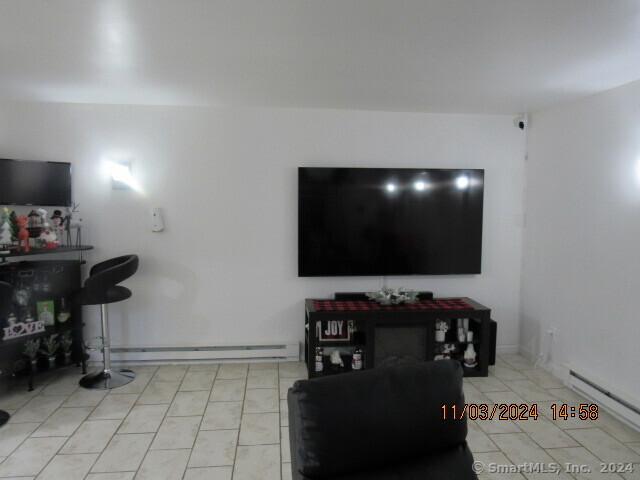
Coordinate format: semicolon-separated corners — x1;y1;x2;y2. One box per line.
3;320;45;341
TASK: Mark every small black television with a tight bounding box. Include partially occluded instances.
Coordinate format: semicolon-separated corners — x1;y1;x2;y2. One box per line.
0;159;72;207
298;167;484;276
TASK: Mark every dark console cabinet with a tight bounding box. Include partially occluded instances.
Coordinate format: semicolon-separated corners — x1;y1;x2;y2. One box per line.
0;260;87;388
305;295;495;378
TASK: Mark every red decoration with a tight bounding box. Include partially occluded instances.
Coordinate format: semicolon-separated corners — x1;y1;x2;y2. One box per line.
17;215;30;253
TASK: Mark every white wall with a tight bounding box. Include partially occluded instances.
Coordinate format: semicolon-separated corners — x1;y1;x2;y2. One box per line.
0;102;525;352
523;79;640;401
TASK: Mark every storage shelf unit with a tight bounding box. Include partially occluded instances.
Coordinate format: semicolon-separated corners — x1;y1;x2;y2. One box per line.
305;295;494;378
0;253;91;390
0;245;93;262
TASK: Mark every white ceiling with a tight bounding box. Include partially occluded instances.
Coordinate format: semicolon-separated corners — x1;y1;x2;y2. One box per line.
1;0;639;114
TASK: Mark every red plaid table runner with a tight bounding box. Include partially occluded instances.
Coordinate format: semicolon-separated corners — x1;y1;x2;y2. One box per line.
312;298;473;312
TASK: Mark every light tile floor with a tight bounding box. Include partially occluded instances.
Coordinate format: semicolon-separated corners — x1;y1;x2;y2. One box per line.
0;356;638;479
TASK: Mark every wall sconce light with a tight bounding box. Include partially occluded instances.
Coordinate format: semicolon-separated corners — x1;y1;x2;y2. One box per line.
108;160;135;190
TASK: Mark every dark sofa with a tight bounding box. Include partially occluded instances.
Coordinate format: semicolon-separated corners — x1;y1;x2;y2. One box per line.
287;360;478;480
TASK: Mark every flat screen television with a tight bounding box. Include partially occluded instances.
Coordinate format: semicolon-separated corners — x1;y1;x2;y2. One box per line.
298;167;484;276
0;159;72;206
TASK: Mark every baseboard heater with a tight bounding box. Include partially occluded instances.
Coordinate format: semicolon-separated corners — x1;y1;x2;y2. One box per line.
98;343;300;364
568;369;640;431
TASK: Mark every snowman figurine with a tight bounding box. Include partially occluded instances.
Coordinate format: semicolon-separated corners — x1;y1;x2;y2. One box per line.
37;209;59;249
51;210;65;246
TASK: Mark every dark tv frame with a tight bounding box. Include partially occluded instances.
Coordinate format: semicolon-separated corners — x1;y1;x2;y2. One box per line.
298;167;484;277
0;159;73;207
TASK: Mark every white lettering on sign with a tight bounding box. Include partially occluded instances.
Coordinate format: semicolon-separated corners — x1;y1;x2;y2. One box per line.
324;320;344;337
2;320;45;340
318;320;351;342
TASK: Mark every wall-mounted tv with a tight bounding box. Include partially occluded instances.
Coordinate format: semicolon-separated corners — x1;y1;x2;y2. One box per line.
0;159;72;207
298;167;484;276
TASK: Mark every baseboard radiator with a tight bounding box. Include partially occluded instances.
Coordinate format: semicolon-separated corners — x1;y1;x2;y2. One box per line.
568;369;640;431
90;343;300;364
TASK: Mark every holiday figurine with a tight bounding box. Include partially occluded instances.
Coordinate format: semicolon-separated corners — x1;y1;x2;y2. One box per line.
65;203;82;247
27;210;43;240
0;208;12;249
34;209;57;249
39;222;59;249
17;215;30;252
41;229;58;249
51;210;65;246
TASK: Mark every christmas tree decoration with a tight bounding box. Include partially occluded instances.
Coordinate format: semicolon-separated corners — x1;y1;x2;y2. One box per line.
9;210;19;241
0;208;12;247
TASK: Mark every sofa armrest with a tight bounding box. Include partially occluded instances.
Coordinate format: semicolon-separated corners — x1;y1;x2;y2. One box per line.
287;360;467;479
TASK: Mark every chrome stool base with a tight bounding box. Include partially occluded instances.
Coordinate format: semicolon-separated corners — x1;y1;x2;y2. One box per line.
79;369;135;390
79;303;135;391
0;410;9;428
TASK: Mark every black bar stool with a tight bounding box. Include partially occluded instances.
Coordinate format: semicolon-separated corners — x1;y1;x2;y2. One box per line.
77;255;139;390
0;280;11;427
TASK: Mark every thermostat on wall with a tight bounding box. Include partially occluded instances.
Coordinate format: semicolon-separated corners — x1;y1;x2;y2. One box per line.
151;208;164;232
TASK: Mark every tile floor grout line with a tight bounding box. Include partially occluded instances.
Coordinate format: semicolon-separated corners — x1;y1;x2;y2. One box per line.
180;364;218;480
230;365;249;480
81;405;136;478
127;364;187;480
562;426;640;466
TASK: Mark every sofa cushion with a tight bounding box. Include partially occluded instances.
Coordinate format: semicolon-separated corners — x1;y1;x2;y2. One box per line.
290;444;477;480
288;360;467;479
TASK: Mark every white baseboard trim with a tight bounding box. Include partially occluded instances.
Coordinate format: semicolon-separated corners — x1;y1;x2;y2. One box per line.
496;344;519;355
517;345;537;362
567;367;640;432
90;342;300;365
517;349;640;432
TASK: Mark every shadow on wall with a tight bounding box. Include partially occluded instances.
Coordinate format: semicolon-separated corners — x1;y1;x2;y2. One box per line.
84;256;204;347
518;312;540;361
269;300;306;343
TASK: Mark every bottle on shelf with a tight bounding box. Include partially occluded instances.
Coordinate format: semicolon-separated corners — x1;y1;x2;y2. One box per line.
352;347;363;370
314;347;324;373
57;298;71;324
464;343;477;368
